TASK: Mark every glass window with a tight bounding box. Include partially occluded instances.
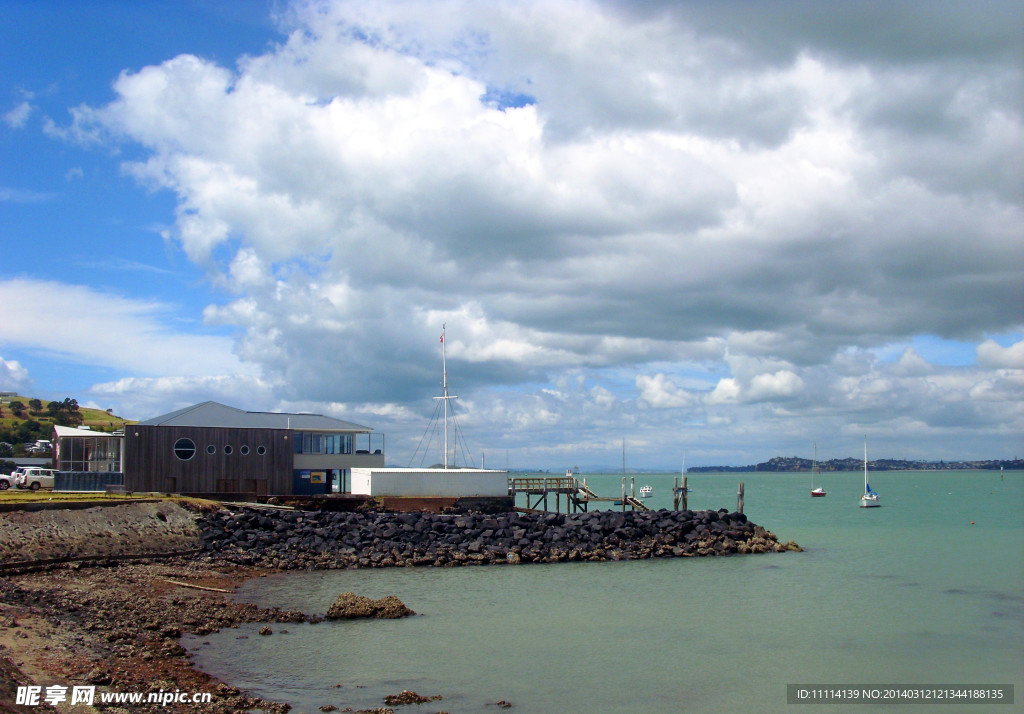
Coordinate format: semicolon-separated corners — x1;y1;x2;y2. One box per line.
224;445;233;455
173;438;196;461
257;445;266;456
240;445;250;455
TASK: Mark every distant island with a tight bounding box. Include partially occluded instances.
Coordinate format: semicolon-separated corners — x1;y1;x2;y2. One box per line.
687;456;1023;473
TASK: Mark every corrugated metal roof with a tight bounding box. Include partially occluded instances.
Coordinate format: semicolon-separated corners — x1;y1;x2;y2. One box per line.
137;401;372;432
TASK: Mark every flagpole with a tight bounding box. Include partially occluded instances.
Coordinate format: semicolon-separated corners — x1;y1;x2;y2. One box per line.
433;324;457;468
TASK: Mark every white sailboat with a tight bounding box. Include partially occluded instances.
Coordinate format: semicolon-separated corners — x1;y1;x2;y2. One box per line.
810;442;826;497
859;436;881;508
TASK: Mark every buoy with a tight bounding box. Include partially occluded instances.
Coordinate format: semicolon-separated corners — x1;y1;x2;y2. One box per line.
970;521;975;525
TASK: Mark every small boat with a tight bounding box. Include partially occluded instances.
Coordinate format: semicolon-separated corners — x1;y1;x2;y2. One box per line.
639;484;653;498
810;442;826;497
859;436;881;508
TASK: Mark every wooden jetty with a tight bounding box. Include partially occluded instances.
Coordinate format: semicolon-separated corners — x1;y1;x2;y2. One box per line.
509;473;650;513
511;472;745;515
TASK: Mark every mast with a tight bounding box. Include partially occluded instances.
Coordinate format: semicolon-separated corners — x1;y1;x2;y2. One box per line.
812;442;817;487
863;436;868;491
434;324;458;468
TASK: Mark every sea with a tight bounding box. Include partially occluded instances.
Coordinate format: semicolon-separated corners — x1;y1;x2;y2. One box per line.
184;470;1023;713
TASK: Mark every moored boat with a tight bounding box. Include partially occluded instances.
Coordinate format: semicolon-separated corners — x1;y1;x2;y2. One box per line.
859;437;881;508
810;442;826;496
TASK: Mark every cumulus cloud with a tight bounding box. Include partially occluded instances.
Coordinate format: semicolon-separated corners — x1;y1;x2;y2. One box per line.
0;357;31;392
636;373;697;409
977;339;1024;369
88;375;275;421
41;0;1024;463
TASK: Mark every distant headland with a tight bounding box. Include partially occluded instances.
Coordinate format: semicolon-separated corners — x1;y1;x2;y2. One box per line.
687;456;1023;473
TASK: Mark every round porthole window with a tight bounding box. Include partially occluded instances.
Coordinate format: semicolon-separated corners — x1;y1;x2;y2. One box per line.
240;445;250;455
207;445;216;455
257;445;267;455
224;445;233;455
173;438;196;461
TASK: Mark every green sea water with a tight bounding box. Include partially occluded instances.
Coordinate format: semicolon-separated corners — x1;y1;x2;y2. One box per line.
185;470;1023;713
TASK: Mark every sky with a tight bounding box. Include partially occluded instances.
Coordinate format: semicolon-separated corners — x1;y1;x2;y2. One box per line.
1;0;1022;470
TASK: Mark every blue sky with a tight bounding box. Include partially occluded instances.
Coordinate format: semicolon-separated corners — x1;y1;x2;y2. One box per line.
2;0;1022;469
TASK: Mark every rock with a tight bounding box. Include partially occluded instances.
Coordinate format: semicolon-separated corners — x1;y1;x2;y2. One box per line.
87;668;112;685
383;690;441;705
325;593;415;620
259;626;273;636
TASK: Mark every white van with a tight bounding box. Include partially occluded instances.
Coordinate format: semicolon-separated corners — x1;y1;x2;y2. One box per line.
15;468;56;491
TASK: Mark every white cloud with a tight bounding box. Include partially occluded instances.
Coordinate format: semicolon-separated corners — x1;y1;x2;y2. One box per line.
748;370;805;401
0;278;250;379
3;101;32;129
0;357;31;392
977;338;1024;369
88;375;274;421
636;373;696;409
32;0;1024;464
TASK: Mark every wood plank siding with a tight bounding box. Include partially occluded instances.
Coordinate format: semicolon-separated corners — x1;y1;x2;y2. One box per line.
123;425;292;495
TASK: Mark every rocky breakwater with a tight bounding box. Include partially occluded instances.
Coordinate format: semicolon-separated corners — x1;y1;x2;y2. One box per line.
200;507;800;570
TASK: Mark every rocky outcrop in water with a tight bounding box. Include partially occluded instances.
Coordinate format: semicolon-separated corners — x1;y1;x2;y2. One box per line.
198;507;800;570
325;592;415;619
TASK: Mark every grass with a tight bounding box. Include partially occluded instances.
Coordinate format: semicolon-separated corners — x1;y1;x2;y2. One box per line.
0;490;224;512
0;490;145;504
0;394;134;435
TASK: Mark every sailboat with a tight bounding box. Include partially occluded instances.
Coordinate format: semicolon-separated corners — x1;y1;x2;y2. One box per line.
810;443;826;497
859;436;881;508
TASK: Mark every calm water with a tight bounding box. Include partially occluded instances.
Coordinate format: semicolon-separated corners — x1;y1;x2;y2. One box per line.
185;471;1024;713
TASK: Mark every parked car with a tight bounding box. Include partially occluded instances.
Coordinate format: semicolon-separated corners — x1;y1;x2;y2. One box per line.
15;467;56;491
0;468;17;490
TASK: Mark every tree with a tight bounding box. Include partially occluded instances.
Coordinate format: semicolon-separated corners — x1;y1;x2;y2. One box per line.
46;398;83;426
28;398;42;413
9;401;25;417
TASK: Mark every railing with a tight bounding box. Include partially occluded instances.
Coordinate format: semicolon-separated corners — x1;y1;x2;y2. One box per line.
509;477;578;493
355;432;385;455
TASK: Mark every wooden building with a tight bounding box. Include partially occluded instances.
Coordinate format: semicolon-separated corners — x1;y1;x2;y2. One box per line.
123;401;385;497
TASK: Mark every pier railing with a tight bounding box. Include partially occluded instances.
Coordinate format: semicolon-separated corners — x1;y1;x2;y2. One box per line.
509;476;651;513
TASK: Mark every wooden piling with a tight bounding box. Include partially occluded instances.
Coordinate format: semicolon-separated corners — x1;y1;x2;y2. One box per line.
737;481;744;514
672;475;689;510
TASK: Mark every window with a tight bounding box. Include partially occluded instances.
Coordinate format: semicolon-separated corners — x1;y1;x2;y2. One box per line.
224;445;233;455
293;432;355;454
173;438;196;461
207;445;216;455
257;445;267;456
240;445;250;455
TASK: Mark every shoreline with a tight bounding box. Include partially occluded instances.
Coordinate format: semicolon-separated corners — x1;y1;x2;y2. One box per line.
1;503;800;712
0;556;303;713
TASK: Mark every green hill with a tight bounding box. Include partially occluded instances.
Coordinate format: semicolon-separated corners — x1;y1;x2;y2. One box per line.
0;395;133;457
